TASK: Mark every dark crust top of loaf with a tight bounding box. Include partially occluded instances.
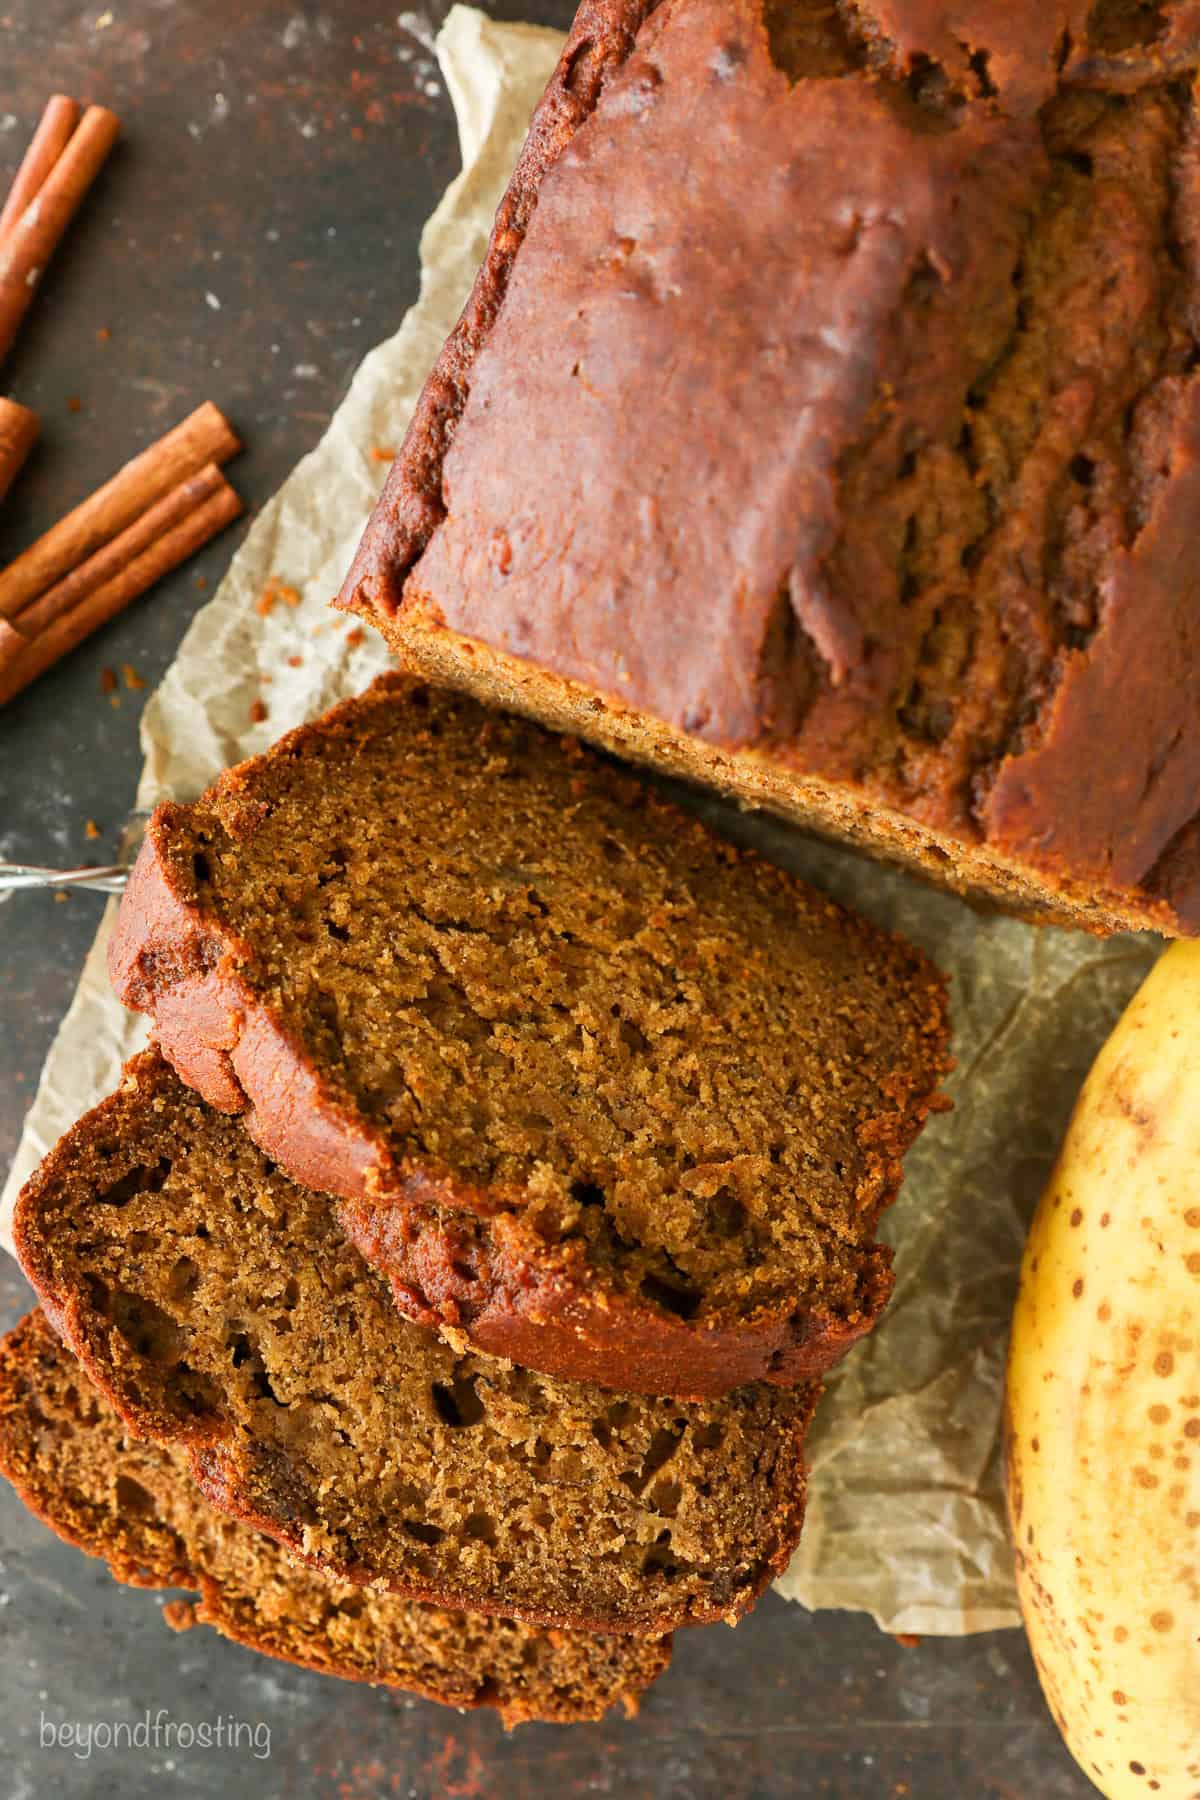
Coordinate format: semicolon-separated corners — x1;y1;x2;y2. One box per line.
338;0;661;607
13;1050;820;1634
0;1311;671;1727
106;673;950;1400
339;0;1200;935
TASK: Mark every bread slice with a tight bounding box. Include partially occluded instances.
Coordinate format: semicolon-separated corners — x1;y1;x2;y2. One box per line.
338;0;1200;938
109;676;950;1399
14;1051;820;1634
0;1311;670;1726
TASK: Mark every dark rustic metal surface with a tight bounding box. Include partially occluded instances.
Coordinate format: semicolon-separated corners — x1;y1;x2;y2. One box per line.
0;5;1094;1796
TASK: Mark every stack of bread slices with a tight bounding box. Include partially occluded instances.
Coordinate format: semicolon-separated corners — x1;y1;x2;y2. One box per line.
2;678;949;1724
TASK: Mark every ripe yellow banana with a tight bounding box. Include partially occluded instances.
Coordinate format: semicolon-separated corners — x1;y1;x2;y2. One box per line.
1007;940;1200;1800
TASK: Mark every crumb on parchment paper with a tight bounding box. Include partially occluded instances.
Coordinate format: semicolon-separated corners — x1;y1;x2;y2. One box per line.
249;698;268;724
256;577;302;617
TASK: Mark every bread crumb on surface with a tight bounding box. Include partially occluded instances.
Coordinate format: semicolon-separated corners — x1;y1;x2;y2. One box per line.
84;820;100;841
99;667;118;695
256;578;302;617
249;698;269;724
370;445;395;462
345;627;364;648
121;663;145;691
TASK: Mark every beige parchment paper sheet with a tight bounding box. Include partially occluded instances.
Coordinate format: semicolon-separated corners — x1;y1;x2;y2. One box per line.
0;5;1160;1635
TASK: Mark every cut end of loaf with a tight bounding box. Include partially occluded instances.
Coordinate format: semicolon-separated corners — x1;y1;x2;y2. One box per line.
389;613;1187;938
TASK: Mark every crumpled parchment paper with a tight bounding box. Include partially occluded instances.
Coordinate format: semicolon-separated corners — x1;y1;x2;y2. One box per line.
0;5;1160;1635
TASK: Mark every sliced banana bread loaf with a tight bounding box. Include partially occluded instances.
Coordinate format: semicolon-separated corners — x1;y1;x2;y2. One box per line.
0;1312;670;1726
14;1052;820;1634
109;676;949;1399
339;0;1200;937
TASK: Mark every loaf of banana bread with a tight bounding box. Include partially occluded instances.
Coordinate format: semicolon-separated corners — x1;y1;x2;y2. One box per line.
339;0;1200;936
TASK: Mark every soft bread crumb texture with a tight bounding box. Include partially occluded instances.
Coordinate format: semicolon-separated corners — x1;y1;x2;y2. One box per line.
112;678;949;1394
0;1311;670;1726
15;1055;819;1633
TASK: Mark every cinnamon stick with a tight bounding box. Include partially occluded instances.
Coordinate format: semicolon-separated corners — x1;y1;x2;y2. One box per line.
0;96;81;242
10;464;226;641
0;105;120;368
0;477;243;707
0;397;38;501
0;618;27;664
0;401;239;621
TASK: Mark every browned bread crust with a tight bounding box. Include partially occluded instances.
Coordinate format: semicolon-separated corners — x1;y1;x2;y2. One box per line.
340;0;1200;937
14;1051;821;1634
333;1195;896;1397
0;1311;671;1727
108;676;949;1401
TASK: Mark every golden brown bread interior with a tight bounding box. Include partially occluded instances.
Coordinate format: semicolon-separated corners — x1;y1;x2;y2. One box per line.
0;1310;671;1726
108;677;950;1398
14;1052;822;1634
